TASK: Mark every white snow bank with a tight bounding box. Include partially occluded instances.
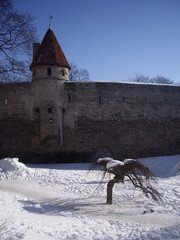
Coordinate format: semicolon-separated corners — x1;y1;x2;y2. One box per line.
0;155;180;239
0;158;26;172
0;158;33;181
0;155;179;179
138;155;180;177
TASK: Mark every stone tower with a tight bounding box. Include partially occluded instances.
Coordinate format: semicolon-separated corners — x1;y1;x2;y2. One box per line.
28;27;71;159
30;27;71;81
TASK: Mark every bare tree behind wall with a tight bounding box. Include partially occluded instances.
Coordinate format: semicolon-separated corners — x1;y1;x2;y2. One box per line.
0;0;38;82
129;73;174;85
69;62;90;82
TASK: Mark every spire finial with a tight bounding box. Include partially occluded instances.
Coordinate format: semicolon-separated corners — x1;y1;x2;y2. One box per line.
49;15;53;29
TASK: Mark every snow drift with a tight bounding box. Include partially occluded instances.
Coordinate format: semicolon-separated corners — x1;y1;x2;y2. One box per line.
0;155;179;240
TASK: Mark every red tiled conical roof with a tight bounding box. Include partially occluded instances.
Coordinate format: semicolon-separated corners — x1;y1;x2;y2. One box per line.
30;28;71;70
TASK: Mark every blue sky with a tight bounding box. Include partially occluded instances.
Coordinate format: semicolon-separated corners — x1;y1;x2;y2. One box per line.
14;0;180;82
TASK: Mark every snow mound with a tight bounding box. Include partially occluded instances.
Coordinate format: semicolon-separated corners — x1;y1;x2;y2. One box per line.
138;155;180;177
0;158;26;172
0;158;31;180
168;161;180;177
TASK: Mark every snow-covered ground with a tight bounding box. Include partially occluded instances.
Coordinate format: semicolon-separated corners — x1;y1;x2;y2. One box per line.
0;155;180;240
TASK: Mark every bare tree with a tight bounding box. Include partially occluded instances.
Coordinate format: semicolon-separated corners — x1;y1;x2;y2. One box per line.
69;62;90;81
89;157;162;204
129;73;150;83
151;75;174;84
0;0;38;82
130;73;174;85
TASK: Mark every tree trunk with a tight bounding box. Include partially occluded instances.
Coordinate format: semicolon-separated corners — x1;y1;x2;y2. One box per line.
107;178;119;204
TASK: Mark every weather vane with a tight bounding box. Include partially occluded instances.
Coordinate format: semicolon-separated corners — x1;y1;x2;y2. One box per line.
49;15;53;29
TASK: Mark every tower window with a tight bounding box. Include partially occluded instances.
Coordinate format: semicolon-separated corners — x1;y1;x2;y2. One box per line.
47;67;52;76
4;98;8;105
33;70;36;77
62;69;66;76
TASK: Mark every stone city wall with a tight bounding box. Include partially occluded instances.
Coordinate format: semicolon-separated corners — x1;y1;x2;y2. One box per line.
63;82;180;161
0;81;180;163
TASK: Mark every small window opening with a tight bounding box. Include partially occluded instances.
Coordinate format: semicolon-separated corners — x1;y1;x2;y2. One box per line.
49;118;53;124
47;67;52;76
35;107;40;113
123;97;125;103
48;108;52;114
62;108;66;114
4;98;8;105
62;69;65;76
33;70;36;77
68;95;71;102
99;95;102;104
